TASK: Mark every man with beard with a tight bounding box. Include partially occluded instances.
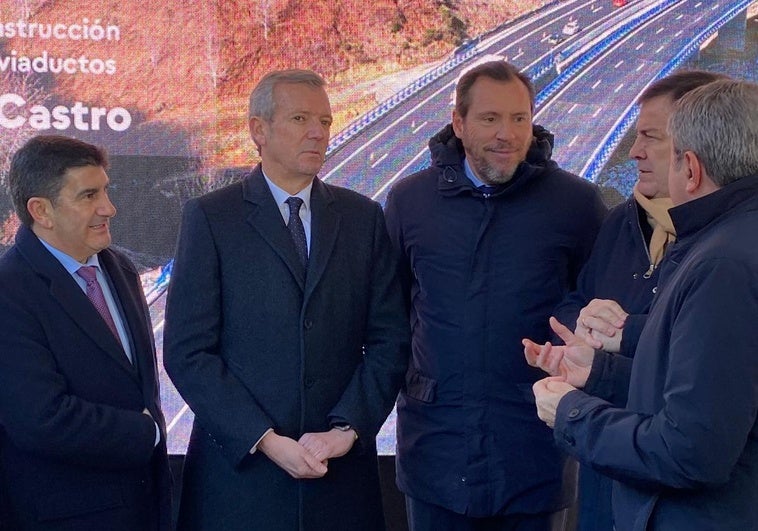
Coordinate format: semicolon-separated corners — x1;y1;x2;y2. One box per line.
384;60;606;530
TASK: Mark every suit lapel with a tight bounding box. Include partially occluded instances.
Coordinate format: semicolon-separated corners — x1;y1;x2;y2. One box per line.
243;167;306;290
305;178;340;299
15;226;139;380
99;249;153;384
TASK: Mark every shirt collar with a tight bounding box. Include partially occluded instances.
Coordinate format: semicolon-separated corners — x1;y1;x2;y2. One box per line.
463;158;486;188
37;237;101;275
262;171;314;212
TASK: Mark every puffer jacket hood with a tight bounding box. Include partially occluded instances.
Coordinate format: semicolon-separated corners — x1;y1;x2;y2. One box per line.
427;123;557;196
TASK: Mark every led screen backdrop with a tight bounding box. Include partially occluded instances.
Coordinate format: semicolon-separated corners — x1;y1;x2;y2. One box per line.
2;0;757;454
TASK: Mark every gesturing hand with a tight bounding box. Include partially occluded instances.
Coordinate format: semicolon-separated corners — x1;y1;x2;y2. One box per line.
522;316;595;388
574;299;628;352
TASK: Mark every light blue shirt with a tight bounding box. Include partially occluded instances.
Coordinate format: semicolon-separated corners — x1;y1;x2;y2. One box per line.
262;172;313;253
38;237;133;364
463;158;487;188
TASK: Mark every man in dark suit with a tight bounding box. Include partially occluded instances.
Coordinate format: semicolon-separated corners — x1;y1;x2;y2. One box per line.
0;135;171;530
163;69;409;531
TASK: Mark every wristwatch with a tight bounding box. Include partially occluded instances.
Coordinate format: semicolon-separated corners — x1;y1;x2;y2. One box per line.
332;423;359;440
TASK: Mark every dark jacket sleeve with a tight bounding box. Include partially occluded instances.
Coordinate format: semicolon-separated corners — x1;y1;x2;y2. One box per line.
327;203;410;443
553;258;758;491
163;198;274;465
383;185;413;310
583;350;632;406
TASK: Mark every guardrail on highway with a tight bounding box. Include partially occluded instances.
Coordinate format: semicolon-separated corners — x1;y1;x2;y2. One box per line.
536;0;678;108
583;0;754;185
324;2;561;159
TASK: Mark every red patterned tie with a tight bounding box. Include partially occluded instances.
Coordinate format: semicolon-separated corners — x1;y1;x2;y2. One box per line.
76;266;122;347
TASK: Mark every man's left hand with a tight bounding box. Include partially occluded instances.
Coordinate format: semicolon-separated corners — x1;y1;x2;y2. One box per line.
299;429;357;461
532;376;577;428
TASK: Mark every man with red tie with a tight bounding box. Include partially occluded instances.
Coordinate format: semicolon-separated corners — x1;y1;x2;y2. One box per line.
0;135;171;530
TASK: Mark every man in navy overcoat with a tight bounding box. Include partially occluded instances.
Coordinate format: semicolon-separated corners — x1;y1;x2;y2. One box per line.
0;135;171;530
164;69;409;531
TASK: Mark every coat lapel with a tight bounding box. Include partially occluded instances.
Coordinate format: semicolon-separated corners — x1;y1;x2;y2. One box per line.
243;167;306;290
15;226;139;380
305;178;340;299
99;249;155;388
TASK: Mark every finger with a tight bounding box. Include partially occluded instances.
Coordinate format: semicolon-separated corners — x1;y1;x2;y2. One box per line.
300;438;329;461
585;300;628;328
527;340;560;376
581;316;620;337
540;342;563;377
522;339;542;366
544;378;575;394
302;450;328;475
549;316;576;344
582;329;603;349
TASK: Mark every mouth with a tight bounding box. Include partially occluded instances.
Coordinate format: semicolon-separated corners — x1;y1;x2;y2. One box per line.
486;145;519;156
89;222;109;231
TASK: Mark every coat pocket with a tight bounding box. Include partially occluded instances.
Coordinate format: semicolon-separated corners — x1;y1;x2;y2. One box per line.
404;367;436;403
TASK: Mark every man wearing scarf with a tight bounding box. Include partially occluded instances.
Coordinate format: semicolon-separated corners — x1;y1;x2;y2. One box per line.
552;70;728;531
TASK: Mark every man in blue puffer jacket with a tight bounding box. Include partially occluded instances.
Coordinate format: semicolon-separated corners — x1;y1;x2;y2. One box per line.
385;60;606;531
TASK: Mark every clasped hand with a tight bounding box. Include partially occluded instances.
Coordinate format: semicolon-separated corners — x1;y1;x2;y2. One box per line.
258;429;357;479
574;298;628;353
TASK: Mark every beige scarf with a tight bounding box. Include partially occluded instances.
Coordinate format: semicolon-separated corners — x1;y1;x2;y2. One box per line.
633;184;676;268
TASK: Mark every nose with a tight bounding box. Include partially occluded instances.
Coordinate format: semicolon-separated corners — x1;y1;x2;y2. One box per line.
629;136;645;159
495;121;516;141
307;118;328;140
99;192;117;218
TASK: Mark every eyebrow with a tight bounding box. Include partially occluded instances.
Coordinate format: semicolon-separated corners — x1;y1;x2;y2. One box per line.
75;187;101;199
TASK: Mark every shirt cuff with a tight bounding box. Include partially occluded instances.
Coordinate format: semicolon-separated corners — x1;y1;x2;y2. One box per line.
249;428;274;455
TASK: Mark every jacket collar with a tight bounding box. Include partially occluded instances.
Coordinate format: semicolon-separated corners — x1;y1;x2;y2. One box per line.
669;174;758;240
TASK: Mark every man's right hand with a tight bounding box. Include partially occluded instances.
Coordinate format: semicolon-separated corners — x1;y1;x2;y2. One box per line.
523;317;595;388
574;299;628;352
257;432;328;479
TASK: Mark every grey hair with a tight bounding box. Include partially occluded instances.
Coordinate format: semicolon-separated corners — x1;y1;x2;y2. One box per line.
669;79;758;187
248;69;327;121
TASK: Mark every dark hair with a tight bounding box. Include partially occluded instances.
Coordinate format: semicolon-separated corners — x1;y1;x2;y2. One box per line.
8;135;108;226
639;70;730;104
455;60;535;118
